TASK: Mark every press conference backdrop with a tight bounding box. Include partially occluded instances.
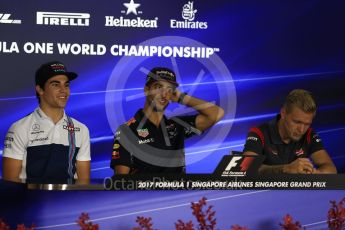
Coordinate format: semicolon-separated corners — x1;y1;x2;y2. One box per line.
1;0;345;177
0;0;345;228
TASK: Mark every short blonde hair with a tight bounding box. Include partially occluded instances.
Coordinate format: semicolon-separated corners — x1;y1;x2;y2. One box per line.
284;89;317;114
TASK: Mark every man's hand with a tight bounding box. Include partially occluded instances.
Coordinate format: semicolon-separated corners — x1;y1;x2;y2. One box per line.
284;158;314;174
115;165;130;174
310;150;337;174
311;168;322;174
171;89;182;103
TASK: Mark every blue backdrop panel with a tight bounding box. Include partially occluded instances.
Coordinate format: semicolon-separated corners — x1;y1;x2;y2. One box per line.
0;0;344;228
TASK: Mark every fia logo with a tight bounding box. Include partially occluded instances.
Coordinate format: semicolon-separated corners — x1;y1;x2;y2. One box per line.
182;2;197;21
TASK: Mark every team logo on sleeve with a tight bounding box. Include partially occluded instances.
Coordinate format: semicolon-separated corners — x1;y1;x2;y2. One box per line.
112;151;120;159
4;136;14;149
115;130;121;141
313;134;322;143
126;117;136;126
5;136;14;142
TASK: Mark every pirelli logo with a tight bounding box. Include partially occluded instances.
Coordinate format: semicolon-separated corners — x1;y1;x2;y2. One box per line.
36;12;90;26
0;13;21;24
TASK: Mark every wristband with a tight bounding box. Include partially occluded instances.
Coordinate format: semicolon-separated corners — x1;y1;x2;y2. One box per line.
178;92;187;104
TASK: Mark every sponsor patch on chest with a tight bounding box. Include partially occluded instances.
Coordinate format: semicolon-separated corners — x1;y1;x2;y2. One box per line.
137;128;149;138
295;148;304;156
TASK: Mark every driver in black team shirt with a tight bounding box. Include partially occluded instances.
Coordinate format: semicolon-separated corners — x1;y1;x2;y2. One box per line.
110;67;224;174
243;89;336;174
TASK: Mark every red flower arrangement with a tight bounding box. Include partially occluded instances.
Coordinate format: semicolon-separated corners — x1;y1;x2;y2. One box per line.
0;219;9;230
77;212;99;230
279;214;305;230
174;196;216;230
16;224;35;230
175;220;194;230
231;224;249;230
327;197;345;230
133;216;155;230
2;197;345;230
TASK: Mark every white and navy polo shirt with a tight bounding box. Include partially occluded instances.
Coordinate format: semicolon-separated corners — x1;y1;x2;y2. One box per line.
3;107;90;182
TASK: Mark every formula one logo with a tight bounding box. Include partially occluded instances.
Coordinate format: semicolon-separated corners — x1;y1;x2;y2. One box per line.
170;1;208;29
0;13;21;24
222;156;253;176
105;0;158;28
37;12;90;26
213;155;264;177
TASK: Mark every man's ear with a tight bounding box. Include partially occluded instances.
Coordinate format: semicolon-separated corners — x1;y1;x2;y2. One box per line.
35;85;44;96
